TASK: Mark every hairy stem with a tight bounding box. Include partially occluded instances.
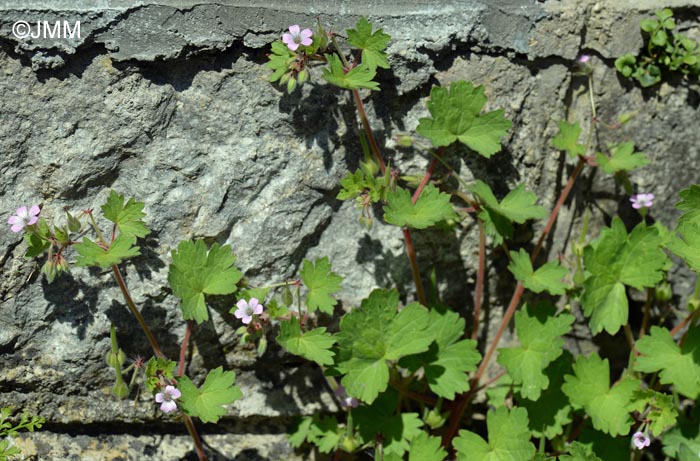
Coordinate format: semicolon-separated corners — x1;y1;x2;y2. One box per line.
177;320;193;377
411;147;444;202
471;219;486;341
532;157;586;261
184;415;207;461
111;265;164;359
111;266;207;460
444;155;587;448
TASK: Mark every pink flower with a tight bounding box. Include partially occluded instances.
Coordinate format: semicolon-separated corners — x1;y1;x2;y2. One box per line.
155;385;181;413
233;298;264;324
632;431;650;450
282;25;313;51
578;55;591;64
630;193;654;209
8;205;40;233
335;385;359;409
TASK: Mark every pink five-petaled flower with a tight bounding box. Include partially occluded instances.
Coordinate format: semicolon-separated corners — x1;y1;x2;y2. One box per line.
334;385;359;410
282;25;313;51
630;193;655;209
8;205;40;233
632;431;651;450
233;298;264;325
155;385;181;413
578;55;591;64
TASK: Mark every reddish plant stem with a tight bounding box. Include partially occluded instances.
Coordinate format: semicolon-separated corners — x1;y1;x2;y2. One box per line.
671;309;700;338
350;87;429;305
531;157;586;262
471;219;486;340
184;415;207;461
111;265;164;359
444;157;587;449
177;320;193;377
352;89;386;174
411;147;444;203
111;266;206;461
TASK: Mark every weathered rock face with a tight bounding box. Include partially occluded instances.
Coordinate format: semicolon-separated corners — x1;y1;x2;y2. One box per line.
0;0;698;459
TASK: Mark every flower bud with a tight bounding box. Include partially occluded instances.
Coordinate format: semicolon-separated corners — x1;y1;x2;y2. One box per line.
395;134;413;147
339;435;359;453
112;381;130;400
688;298;700;312
297;69;309;84
424;407;447;429
360;159;379;178
655;281;672;303
257;335;267;357
287;76;297;93
105;349;126;368
66;212;81;232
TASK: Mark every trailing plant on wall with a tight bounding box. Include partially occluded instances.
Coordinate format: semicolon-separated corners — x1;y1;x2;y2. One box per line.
6;12;700;461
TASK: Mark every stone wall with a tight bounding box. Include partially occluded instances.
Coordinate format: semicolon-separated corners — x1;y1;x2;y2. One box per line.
0;1;698;459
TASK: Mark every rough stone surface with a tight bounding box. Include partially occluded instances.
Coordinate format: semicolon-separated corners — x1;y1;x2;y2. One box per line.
0;0;698;459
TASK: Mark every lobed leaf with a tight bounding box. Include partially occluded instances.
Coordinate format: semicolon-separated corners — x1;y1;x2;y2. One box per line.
168;240;243;324
178;367;243;423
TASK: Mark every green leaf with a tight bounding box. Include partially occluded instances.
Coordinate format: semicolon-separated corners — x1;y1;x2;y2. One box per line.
168;240;243;324
347;17;391;71
498;302;574;400
409;432;447;461
299;257;343;314
662;406;700;458
266;40;296;82
24;231;50;258
399;310;481;399
508;249;569;295
552;121;586;158
595;142;649;174
667;223;700;272
517;351;574;439
627;389;677;436
559;442;603;461
470;180;548;243
562;354;640;436
635;325;700;399
336;289;433;403
289;416;313;448
581;219;668;334
416;81;512;156
306;415;340;453
322;53;379;91
74;235;141;268
354;389;423;457
383;184;457;229
145;357;177;393
676;184;700;228
578;425;630;461
454;407;535;461
276;320;336;366
177;367;243;423
101;190;150;240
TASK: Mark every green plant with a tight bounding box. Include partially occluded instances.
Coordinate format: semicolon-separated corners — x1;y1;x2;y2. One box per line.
616;9;700;87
